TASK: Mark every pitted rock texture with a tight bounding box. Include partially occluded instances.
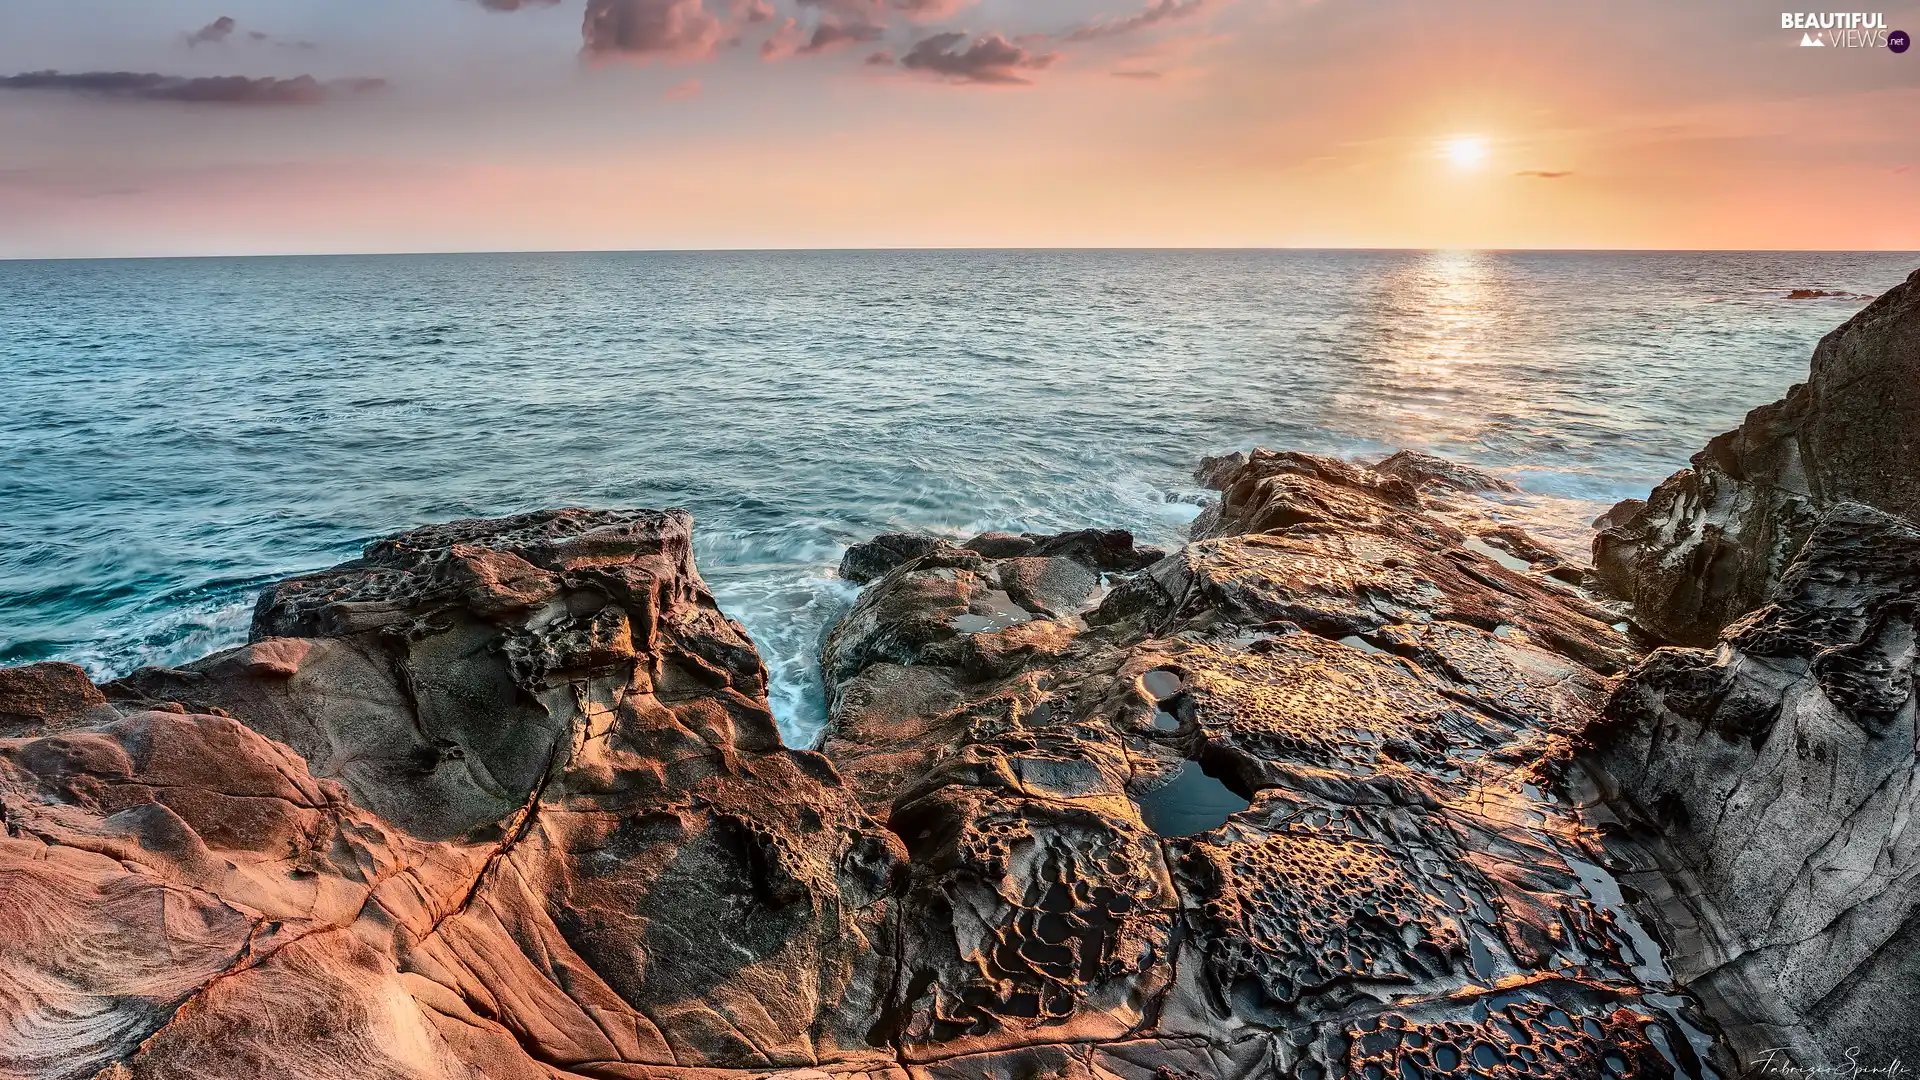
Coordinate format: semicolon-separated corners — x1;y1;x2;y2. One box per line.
4;463;1727;1080
821;450;1721;1080
1591;502;1920;1070
1593;266;1920;647
4;509;906;1080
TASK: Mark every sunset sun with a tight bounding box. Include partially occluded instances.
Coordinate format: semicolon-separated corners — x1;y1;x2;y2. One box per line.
1443;134;1489;171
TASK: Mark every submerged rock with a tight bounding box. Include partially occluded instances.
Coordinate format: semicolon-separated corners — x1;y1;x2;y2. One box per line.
1593;266;1920;647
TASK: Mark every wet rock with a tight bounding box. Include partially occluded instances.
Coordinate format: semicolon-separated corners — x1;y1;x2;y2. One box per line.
995;556;1099;618
1594;267;1920;646
822;451;1711;1078
1591;502;1920;1069
840;532;950;585
1373;449;1520;494
1195;450;1249;491
1585;273;1920;1072
1784;288;1868;301
4;455;1731;1080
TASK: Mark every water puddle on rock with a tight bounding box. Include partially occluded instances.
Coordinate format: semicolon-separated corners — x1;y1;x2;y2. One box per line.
1138;760;1251;837
1142;669;1186;731
1462;535;1535;573
951;589;1035;634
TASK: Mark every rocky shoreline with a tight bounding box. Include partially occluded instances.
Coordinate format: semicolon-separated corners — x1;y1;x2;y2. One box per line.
1;267;1916;1079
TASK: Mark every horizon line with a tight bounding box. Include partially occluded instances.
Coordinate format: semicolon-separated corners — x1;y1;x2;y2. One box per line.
6;244;1920;264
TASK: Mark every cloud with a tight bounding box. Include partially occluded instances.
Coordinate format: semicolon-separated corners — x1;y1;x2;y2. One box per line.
1513;169;1573;178
184;16;317;51
761;15;885;59
582;0;728;60
760;0;957;61
1067;0;1205;42
0;71;387;105
247;30;318;51
471;0;563;9
803;0;974;21
1112;69;1163;79
666;78;702;99
187;16;237;47
898;32;1054;84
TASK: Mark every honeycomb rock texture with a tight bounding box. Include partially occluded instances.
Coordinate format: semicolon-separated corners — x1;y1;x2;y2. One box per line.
3;457;1740;1079
821;451;1725;1079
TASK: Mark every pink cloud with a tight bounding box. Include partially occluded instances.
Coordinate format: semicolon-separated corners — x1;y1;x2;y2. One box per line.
896;32;1055;84
582;0;727;61
1066;0;1207;42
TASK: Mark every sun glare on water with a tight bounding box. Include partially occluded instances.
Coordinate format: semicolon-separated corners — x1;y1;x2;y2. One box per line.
1442;135;1489;171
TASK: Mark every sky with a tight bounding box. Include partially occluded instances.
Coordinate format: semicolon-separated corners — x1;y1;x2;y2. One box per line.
0;0;1915;257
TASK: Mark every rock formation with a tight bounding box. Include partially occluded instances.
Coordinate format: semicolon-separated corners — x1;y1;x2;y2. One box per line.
2;509;905;1080
1593;265;1920;647
0;457;1728;1079
1588;268;1920;1071
1594;504;1920;1068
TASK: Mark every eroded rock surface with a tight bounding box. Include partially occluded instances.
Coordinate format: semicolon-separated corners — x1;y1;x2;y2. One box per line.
1593;503;1920;1069
821;451;1720;1079
1580;269;1920;1072
1593;266;1920;647
3;463;1728;1079
3;509;905;1080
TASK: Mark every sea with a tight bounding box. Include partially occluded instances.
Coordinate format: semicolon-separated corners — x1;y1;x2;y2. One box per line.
2;249;1913;747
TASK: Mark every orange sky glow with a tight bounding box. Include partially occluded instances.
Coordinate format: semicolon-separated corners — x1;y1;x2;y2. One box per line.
1;0;1915;257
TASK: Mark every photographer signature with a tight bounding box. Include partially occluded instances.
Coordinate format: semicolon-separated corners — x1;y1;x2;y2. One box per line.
1749;1048;1909;1080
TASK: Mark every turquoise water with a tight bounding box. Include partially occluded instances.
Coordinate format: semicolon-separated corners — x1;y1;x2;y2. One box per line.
1;249;1912;745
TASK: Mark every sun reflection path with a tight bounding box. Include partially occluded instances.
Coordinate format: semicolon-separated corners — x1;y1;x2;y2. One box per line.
1337;249;1503;449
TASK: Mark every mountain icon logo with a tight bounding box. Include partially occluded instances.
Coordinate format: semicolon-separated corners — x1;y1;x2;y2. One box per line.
1800;31;1825;45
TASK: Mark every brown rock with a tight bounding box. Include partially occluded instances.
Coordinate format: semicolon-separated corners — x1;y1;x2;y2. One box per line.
2;456;1733;1080
4;508;906;1080
1372;448;1520;494
819;452;1708;1079
0;661;111;737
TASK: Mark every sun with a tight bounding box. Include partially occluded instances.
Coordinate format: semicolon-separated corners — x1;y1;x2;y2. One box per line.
1442;135;1489;171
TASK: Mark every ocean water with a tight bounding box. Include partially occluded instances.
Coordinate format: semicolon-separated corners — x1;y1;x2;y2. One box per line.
1;249;1913;746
